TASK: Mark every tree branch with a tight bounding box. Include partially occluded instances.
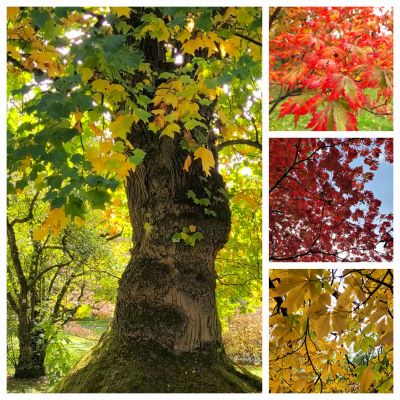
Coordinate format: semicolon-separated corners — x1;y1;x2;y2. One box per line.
7;292;20;314
269;7;282;28
233;31;262;47
217;139;262;152
9;191;39;226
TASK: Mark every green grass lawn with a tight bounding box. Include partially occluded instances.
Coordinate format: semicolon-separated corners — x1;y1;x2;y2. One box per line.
269;88;393;131
8;319;262;393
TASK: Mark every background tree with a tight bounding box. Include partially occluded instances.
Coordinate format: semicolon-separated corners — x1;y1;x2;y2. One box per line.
269;138;393;262
269;7;393;130
7;185;129;379
269;269;393;393
7;6;262;392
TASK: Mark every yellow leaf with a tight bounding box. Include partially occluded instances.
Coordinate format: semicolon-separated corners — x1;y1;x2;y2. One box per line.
88;123;103;137
314;313;331;338
109;114;134;139
234;8;254;24
359;366;373;393
45;208;70;236
74;216;86;227
183;155;192;172
73;111;83;122
194;147;215;177
90;157;105;172
91;79;110;93
181;37;203;55
189;224;196;233
100;139;113;153
7;7;20;21
177;99;199;118
79;67;93;83
233;193;259;210
111;7;131;18
108;84;125;93
33;226;49;241
7;44;20;59
331;305;347;333
160;122;180;139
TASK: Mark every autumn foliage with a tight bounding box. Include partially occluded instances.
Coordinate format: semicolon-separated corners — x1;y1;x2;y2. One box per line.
270;269;393;393
269;7;393;130
269;138;393;262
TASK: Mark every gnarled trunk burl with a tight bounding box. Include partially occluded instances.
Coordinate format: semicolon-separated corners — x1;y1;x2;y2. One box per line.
57;129;261;392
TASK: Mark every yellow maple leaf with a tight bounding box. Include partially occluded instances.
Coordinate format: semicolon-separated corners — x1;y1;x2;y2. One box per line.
74;216;86;227
108;84;125;93
90;156;105;173
7;7;20;21
183;155;192;172
160;122;180;138
7;44;20;60
194;147;215;177
33;225;49;241
233;193;259;210
111;7;131;18
79;67;93;83
45;208;70;236
181;37;203;55
177;99;199;118
73;111;83;122
88;123;103;137
100;139;113;153
91;79;110;93
109;114;134;139
189;224;196;233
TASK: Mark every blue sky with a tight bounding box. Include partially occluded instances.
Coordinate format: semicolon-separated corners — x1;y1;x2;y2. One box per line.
351;157;393;214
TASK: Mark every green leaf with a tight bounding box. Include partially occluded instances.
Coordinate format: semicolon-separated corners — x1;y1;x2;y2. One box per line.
86;188;111;209
158;71;176;80
30;9;50;29
65;194;85;217
70;92;93;112
112;141;125;153
196;11;213;31
184;119;208;130
134;108;152;122
129;148;146;166
55;128;80;143
54;75;81;93
171;233;182;242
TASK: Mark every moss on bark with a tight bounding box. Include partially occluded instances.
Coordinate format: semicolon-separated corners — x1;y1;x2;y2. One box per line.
56;331;261;393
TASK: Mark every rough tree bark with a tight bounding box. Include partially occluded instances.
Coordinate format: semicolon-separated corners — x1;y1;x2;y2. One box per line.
57;132;260;392
57;10;261;393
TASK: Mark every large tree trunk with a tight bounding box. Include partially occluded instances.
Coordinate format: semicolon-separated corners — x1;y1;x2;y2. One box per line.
57;10;261;392
57;130;261;392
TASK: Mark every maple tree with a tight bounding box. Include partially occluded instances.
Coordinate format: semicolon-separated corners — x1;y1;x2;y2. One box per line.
269;138;393;262
270;269;393;393
7;6;262;392
269;7;393;130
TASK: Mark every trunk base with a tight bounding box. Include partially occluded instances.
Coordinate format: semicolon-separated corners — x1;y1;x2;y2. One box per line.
56;332;261;393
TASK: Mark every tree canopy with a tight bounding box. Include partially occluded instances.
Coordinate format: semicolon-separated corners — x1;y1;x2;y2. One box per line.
269;138;393;262
270;269;393;393
7;6;261;217
269;7;393;130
